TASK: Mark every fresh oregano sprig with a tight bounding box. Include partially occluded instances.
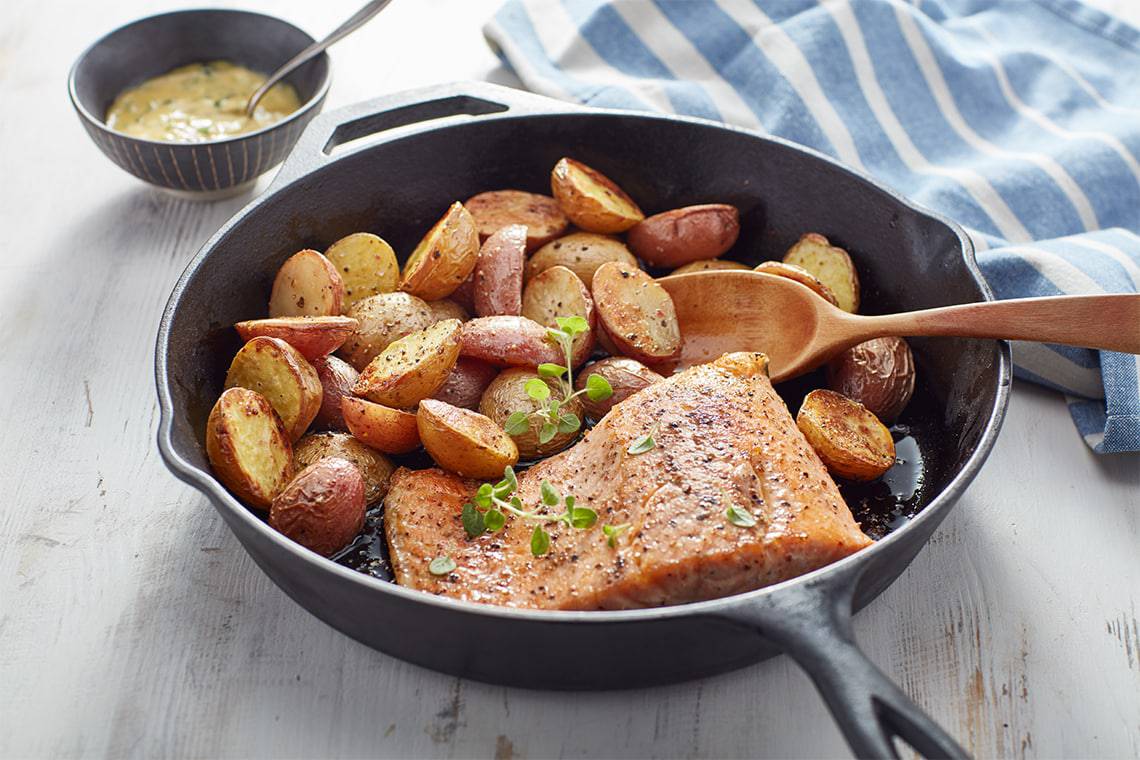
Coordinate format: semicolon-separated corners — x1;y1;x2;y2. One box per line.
503;316;613;444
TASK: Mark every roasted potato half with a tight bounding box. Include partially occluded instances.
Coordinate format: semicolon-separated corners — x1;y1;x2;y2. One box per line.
353;319;462;408
224;336;322;441
426;299;470;324
342;397;421;454
627;204;740;267
339;292;435;371
206;387;294;509
234;316;358;361
526;232;637;288
311;355;359;431
783;233;860;313
431;357;499;410
827;337;916;422
399;201;480;300
521;265;595;367
269;249;345;318
464;189;570;251
574;357;663;420
479;368;583;460
592;261;682;364
797;389;895;482
269;457;365;557
294;432;395;505
670;259;751;275
325;232;400;309
551;157;644;233
459;316;563;367
473;223;526;317
417;399;519;479
754;261;840;307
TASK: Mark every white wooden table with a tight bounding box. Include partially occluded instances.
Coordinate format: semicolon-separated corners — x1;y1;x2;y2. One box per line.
2;0;1138;757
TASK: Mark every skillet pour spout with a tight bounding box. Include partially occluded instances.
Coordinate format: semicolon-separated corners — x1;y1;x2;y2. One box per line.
155;82;1010;758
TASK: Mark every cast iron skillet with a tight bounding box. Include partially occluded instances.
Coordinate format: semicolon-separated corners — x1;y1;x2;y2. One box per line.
156;82;1011;758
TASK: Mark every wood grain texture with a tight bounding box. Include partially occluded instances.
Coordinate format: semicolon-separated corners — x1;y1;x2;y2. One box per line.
1;0;1138;757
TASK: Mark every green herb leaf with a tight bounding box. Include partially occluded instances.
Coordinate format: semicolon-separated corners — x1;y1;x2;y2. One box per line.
429;556;457;576
627;433;656;455
557;412;581;434
462;502;485;537
484;509;506;532
585;373;614;402
501;466;518;493
556;315;589;336
602;523;630;548
473;483;494;508
540;480;561;506
726;505;757;528
538;422;558;444
525;378;551;401
537;363;568;378
503;411;530;436
546;327;570;342
530;525;550;556
509;496;523;510
548;398;561;417
570;506;597;530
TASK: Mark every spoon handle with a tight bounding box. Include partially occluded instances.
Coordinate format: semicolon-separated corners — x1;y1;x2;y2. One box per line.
246;0;395;117
851;293;1140;354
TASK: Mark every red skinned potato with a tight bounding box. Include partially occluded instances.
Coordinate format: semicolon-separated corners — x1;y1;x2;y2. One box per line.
473;223;526;317
293;432;394;505
464;190;570;251
311;355;359;431
574;357;663;420
627;204;740;267
827;337;916;422
430;357;499;409
592;261;682;364
206;387;294;509
269;457;365;557
269;249;345;318
224;336;322;441
399;202;480;300
342;397;421;454
521;265;595;367
550;158;644;233
459;316;563;367
234;316;358;361
426;299;470;324
449;272;476;313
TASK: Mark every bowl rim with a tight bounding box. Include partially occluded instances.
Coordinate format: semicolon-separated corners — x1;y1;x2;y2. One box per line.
67;7;332;149
154;99;1013;624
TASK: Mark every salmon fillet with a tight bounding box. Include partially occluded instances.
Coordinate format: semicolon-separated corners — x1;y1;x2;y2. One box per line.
384;352;873;609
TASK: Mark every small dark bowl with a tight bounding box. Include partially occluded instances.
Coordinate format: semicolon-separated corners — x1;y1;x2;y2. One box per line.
69;9;331;198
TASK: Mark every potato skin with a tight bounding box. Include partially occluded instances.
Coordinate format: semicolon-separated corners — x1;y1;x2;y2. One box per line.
464;190;570;252
206;387;294;509
417;399;519;479
399;202;480;300
224;336;322;441
459;316;563;367
293;432;395;505
426;299;470;324
339;292;435;371
574;357;663;420
342;397;421;454
627;204;740;267
550;158;644;233
269;249;345;318
670;259;750;275
783;233;860;313
521;265;596;367
269;457;365;557
479;368;582;459
353;319;462;408
754;261;839;307
234;316;358;361
592;261;682;364
324;232;399;309
473;223;526;317
827;337;915;422
311;355;359;431
431;357;499;410
526;232;637;288
796;389;895;482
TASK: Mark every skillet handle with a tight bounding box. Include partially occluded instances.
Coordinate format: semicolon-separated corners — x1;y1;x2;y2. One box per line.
268;81;576;191
723;576;970;759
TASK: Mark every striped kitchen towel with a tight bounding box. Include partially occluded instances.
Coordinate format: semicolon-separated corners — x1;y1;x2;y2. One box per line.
484;0;1140;453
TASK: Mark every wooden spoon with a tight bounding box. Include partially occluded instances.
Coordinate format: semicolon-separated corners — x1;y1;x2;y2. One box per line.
658;270;1140;382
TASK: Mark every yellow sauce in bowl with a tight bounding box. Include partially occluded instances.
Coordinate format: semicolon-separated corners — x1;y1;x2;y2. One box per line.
105;61;302;142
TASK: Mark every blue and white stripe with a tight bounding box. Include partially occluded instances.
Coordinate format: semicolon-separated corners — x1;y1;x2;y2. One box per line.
485;0;1140;453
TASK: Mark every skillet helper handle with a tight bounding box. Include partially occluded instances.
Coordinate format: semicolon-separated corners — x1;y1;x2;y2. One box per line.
726;578;969;759
853;293;1140;354
269;82;574;190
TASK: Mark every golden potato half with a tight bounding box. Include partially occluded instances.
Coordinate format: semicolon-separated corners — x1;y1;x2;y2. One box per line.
550;158;644;233
325;232;399;309
342;397;421;454
592;261;682;364
269;249;345;318
206;387;294;509
353;318;462;408
399;201;480;300
521;265;596;368
783;233;860;313
670;259;750;275
796;389;895;482
464;189;570;251
417;399;519;479
754;261;840;307
525;232;637;288
339;292;435;371
224;336;322;441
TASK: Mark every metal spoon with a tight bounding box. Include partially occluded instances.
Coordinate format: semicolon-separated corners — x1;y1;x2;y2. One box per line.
246;0;395;118
658;270;1140;382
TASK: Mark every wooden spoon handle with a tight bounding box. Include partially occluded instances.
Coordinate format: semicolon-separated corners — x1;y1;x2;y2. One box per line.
851;294;1140;354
